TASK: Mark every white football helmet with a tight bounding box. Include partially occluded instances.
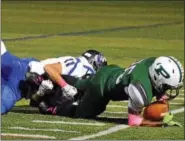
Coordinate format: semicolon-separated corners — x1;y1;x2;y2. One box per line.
149;56;184;100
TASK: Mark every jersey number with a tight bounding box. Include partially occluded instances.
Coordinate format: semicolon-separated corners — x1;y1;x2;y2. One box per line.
64;58;95;75
125;59;144;75
116;59;143;84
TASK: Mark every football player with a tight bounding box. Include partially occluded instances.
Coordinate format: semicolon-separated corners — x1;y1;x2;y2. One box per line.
1;40;38;114
26;50;107;110
71;56;184;127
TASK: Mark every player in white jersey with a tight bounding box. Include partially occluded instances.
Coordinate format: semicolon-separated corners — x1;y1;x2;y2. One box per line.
29;55;95;79
26;50;107;107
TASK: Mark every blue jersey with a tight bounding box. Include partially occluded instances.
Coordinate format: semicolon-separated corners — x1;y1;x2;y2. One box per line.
1;51;37;101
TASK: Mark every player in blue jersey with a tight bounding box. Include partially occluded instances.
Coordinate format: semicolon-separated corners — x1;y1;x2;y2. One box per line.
1;41;38;114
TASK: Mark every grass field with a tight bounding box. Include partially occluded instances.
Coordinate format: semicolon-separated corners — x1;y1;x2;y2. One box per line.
1;1;184;140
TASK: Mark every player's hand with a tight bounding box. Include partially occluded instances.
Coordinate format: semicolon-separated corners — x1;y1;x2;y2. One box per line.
162;112;173;124
37;80;54;96
62;84;77;97
166;121;183;127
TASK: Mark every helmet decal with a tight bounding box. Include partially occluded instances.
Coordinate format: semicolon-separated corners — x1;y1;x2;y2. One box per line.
154;64;170;79
81;50;107;71
149;56;184;100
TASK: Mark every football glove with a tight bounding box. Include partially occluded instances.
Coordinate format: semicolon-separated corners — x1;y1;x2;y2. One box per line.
162;113;183;127
166;121;183;127
162;112;174;124
62;84;77;97
36;80;54;96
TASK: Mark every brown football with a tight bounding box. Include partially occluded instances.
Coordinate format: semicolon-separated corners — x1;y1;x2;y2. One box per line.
143;101;169;121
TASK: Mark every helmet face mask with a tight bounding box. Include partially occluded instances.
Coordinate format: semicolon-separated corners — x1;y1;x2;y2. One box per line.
158;83;182;100
93;53;107;70
22;72;44;99
149;56;184;100
82;50;107;71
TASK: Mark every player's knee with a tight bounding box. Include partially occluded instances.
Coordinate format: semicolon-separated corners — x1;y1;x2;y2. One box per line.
1;85;16;114
1;99;16;115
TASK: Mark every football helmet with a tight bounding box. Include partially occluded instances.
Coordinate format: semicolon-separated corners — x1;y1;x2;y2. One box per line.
81;49;107;71
149;56;184;100
22;72;44;99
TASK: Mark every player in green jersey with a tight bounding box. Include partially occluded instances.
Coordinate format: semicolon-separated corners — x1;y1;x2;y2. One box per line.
73;56;184;127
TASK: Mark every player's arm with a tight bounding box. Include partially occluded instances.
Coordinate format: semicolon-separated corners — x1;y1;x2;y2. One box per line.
128;108;163;127
44;63;69;88
44;62;77;96
28;58;68;88
127;83;169;127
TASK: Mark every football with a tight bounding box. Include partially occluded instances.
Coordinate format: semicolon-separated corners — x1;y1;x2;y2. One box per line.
143;101;169;121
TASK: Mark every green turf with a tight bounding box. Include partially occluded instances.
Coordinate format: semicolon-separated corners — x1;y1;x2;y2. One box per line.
1;1;184;140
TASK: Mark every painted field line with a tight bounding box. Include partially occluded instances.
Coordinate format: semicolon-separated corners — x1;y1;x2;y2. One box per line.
104;111;127;114
9;127;80;133
175;97;184;100
69;124;129;140
98;115;127;119
107;105;126;108
1;133;56;139
178;94;184;97
32;120;105;126
69;107;184;140
171;107;184;114
3;21;183;42
170;102;184;105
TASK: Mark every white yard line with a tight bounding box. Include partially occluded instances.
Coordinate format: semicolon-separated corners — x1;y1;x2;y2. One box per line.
98;115;127;119
9;127;80;133
175;97;184;100
69;124;129;140
171;107;184;114
170;102;184;105
104;111;127;114
178;95;184;97
32;120;105;126
107;105;126;108
69;107;184;140
1;133;56;139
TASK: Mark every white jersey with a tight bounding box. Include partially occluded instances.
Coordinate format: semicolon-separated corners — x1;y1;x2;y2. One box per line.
28;56;95;78
1;41;7;55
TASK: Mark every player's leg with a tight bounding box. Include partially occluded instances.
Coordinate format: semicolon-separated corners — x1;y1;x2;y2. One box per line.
74;74;110;118
75;87;110;118
1;82;17;114
38;88;74;116
74;66;112;118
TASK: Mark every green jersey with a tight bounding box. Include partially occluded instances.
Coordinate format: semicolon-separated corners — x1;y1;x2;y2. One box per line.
105;57;156;102
74;57;156;117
